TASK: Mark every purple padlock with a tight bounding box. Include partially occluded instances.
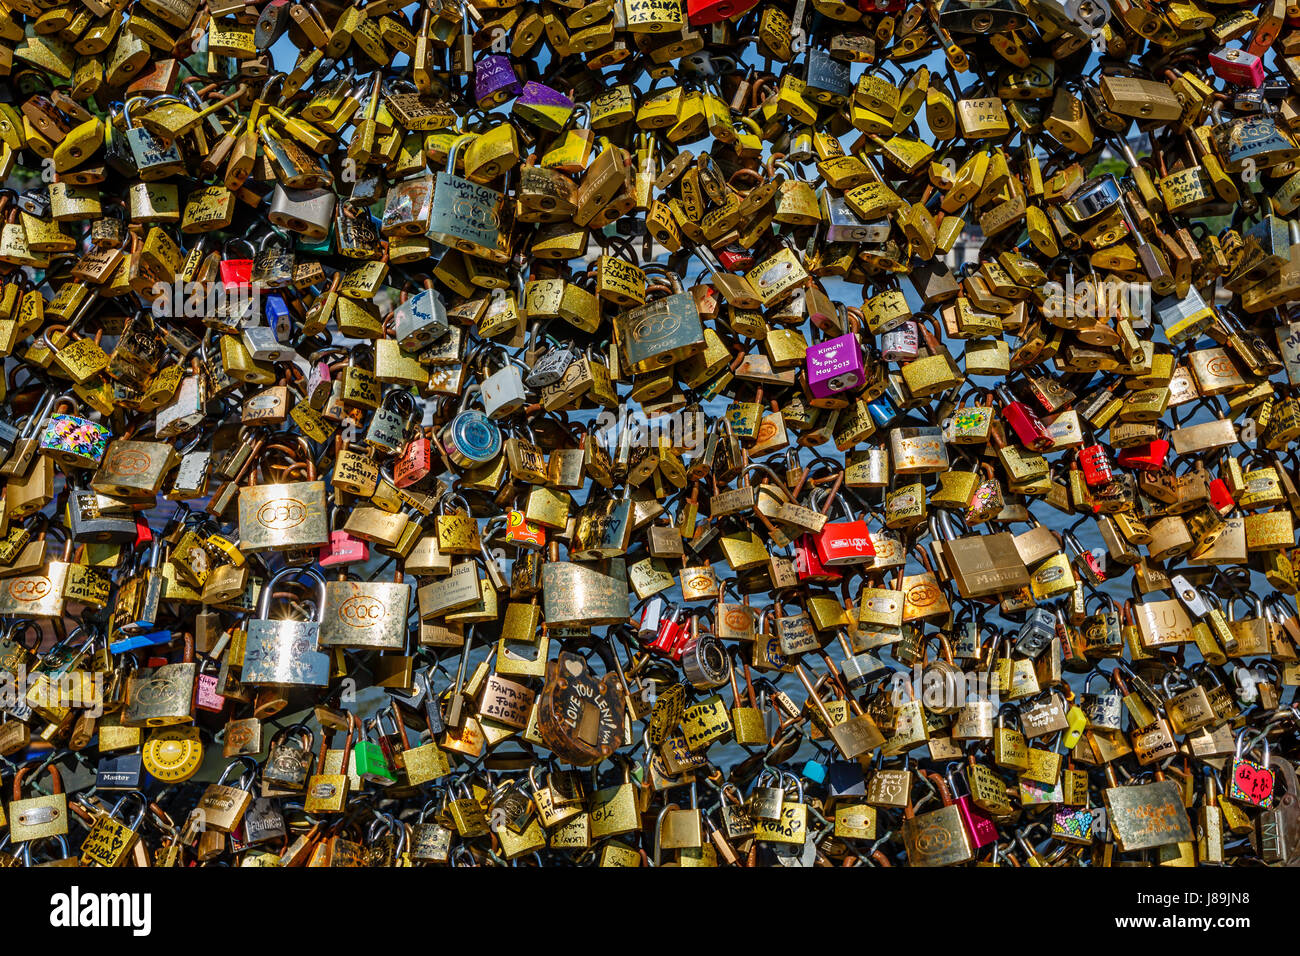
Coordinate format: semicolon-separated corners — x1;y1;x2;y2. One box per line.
513;81;575;132
805;332;865;399
475;54;521;109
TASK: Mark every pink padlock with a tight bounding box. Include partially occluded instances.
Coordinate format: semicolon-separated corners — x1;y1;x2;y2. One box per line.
195;659;226;713
805;331;865;401
1209;46;1264;86
947;768;998;849
319;515;370;568
307;359;333;405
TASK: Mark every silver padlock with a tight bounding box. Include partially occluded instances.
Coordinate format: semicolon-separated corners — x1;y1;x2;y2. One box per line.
67;489;137;543
1014;607;1057;659
171;445;212;499
1063;0;1110;29
840;647;888;690
242;324;293;363
392;283;449;350
821;194;890;243
525;324;579;388
880;321;919;362
1153;286;1216;345
268;184;337;240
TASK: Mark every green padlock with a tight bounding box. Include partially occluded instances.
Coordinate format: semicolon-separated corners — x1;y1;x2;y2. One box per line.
353;716;397;787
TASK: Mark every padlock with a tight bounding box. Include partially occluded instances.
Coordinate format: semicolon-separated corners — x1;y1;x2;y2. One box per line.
241;566;330;687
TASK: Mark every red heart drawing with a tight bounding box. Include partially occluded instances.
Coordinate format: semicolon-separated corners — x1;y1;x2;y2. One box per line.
1233;761;1275;807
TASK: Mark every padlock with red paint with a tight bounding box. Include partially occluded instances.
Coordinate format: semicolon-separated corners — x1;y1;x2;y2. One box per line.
1064;531;1106;585
715;244;754;271
814;517;877;567
1228;730;1275;808
669;613;697;662
648;606;684;655
881;321;919;362
1209;478;1236;515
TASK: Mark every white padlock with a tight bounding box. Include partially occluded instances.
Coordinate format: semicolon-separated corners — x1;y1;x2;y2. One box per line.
481;351;530;419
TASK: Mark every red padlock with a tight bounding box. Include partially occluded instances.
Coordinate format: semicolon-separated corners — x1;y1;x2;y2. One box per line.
996;385;1054;451
686;0;759;25
669;613;697;662
1065;531;1106;585
1116;438;1170;472
794;533;842;583
814;518;877;566
715;244;754;272
1078;443;1114;488
649;606;685;655
1209;478;1236;515
134;516;153;547
219;238;255;289
393;428;433;487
